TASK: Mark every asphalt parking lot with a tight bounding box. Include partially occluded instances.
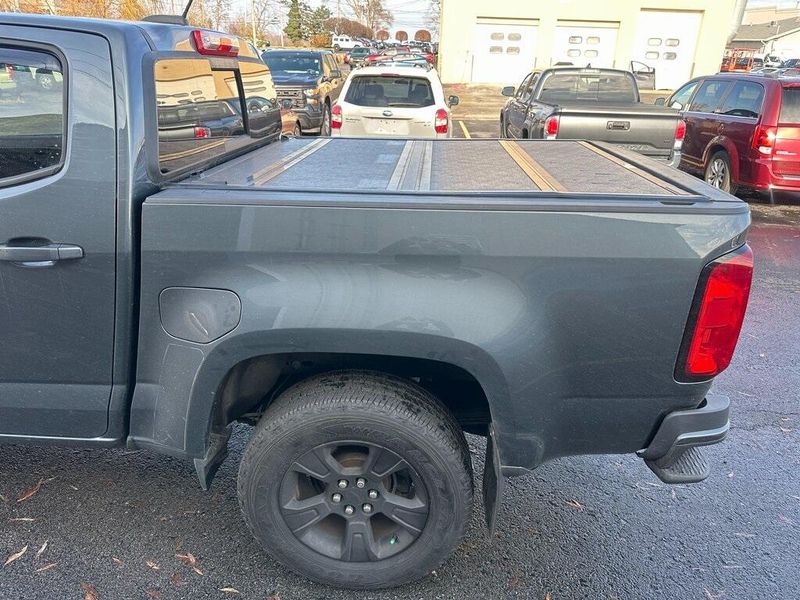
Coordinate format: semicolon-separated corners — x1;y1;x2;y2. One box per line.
1;206;798;600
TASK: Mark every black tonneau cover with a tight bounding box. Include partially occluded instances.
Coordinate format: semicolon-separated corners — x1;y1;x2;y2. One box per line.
179;138;738;202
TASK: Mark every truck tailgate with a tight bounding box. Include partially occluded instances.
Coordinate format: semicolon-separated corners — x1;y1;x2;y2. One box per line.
183;138;730;201
553;104;679;158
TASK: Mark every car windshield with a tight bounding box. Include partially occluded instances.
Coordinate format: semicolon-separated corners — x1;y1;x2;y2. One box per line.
262;53;321;76
539;71;638;103
345;75;434;107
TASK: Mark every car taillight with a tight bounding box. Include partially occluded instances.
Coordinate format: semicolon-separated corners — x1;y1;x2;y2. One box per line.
677;245;753;381
331;104;342;129
191;30;240;57
5;65;13;80
544;115;559;139
752;125;777;155
434;108;448;134
674;119;686;150
194;127;211;139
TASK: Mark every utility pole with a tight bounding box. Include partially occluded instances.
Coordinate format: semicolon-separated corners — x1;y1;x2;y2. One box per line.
336;0;341;34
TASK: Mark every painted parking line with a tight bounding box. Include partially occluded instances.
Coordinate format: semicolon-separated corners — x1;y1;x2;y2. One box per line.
458;121;471;139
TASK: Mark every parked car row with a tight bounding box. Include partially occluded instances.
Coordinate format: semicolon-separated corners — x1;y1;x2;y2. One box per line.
499;66;800;198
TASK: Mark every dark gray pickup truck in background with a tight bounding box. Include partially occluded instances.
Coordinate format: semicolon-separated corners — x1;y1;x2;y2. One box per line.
501;67;684;163
0;15;753;590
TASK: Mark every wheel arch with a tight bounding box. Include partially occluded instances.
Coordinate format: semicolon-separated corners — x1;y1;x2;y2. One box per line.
703;138;740;183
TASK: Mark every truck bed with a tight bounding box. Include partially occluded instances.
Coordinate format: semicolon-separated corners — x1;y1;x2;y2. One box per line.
180;138;735;203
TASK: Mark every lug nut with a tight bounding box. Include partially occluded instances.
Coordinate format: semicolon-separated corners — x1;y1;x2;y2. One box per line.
344;505;355;516
362;503;373;514
368;489;379;499
337;479;348;489
331;493;342;503
355;477;367;488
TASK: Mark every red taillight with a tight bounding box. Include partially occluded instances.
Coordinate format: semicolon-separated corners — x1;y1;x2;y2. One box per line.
674;119;686;142
678;245;753;381
673;119;686;151
191;30;240;57
194;126;211;139
331;104;342;129
434;108;448;134
752;125;777;155
544;115;559;139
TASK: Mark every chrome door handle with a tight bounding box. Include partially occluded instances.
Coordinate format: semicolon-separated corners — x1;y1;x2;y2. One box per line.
0;243;84;266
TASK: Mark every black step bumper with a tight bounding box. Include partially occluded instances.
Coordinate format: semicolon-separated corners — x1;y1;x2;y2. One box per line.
638;393;730;483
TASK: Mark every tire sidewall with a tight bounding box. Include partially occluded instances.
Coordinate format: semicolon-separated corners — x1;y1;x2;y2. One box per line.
706;151;733;193
239;410;468;588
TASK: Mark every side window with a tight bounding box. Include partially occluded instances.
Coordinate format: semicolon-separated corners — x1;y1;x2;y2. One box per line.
515;74;532;99
689;80;732;113
668;81;698;110
719;81;764;118
0;45;65;185
520;74;535;101
321;55;331;76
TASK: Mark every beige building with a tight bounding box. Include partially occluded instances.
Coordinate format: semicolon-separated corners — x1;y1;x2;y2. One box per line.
438;0;737;89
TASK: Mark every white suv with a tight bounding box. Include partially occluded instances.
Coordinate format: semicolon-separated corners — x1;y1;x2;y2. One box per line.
331;35;361;51
330;64;459;138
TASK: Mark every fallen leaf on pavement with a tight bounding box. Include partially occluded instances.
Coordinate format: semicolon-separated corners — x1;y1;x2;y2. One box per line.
545;593;552;600
175;553;198;567
112;557;123;566
17;479;44;503
36;563;57;573
146;589;162;599
8;517;35;523
735;532;755;538
266;594;280;600
778;514;795;525
4;545;28;567
566;499;584;510
170;572;184;587
80;582;98;600
703;589;724;600
220;588;240;594
780;427;794;433
146;560;160;571
36;541;48;558
509;575;519;590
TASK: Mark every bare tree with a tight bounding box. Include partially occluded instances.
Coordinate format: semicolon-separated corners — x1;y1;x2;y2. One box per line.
426;0;440;38
344;0;392;34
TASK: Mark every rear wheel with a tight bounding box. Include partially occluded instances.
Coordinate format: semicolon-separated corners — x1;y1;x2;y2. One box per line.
237;371;473;589
705;151;737;194
293;122;302;137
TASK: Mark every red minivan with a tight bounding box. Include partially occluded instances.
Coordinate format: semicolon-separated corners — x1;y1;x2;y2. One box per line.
666;73;800;196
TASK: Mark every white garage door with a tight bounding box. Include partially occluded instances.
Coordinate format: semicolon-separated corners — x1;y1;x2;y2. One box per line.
632;10;702;90
552;22;619;69
471;20;538;84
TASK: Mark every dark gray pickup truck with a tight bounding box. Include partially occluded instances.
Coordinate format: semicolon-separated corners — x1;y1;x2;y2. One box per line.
501;67;684;163
0;15;753;590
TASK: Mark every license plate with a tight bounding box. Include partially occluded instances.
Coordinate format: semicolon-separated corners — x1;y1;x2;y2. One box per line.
373;119;400;134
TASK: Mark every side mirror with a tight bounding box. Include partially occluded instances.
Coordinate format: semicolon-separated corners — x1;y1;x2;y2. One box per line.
280;99;293;110
501;86;515;97
655;97;666;106
448;95;460;107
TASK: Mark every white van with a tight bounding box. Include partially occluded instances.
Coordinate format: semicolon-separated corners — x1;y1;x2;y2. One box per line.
331;35;361;51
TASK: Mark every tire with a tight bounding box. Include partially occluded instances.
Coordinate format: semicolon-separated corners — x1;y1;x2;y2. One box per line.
320;103;332;136
499;117;506;138
333;44;341;52
705;150;738;194
237;370;473;589
293;122;302;137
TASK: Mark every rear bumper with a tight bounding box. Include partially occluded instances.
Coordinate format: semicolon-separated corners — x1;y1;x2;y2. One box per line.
638;393;730;461
746;158;800;192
